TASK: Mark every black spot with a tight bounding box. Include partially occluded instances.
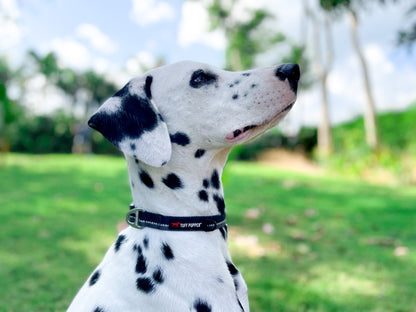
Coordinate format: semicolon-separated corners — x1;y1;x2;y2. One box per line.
213;194;225;214
170;132;191;146
153;268;164;284
162;242;174;260
237;297;245;311
139;170;154;188
219;226;227;240
232;94;239;100
135;158;139;164
88;90;158;148
251;83;257;89
243;92;248;97
89;270;100;286
228;83;234;88
227;261;239;276
233;277;239;290
143;236;149;249
130;143;136;150
114;234;126;252
194;149;206;158
234;80;240;85
136;277;155;293
93;307;105;312
242;72;251;76
162;173;183;190
211;170;220;189
144;75;153;99
203;179;210;189
198;190;209;202
135;246;147;274
114;83;130;97
131;180;135;188
190;70;218;88
194;299;212;312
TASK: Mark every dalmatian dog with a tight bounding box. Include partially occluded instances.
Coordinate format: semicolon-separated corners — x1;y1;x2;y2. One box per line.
67;61;300;312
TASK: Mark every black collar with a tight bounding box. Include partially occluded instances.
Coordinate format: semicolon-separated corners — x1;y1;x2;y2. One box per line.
126;204;227;232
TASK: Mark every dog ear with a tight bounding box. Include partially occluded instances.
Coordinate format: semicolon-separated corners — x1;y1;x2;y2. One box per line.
88;75;171;167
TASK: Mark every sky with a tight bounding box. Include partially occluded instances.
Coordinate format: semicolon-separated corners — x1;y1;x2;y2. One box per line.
1;0;416;132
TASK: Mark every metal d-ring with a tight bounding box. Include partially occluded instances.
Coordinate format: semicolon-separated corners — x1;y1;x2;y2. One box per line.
126;208;145;229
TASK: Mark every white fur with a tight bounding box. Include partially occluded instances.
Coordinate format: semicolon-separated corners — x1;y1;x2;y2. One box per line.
68;61;298;312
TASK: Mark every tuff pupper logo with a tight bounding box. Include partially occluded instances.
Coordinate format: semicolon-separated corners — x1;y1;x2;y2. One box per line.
169;222;203;229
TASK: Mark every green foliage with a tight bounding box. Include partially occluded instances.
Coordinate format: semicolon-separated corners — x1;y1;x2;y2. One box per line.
324;105;416;182
230;127;317;161
397;5;416;49
8;111;76;153
226;9;278;70
28;51;118;117
1;155;415;311
0;58;24;151
204;0;290;71
320;0;398;11
7;110;119;155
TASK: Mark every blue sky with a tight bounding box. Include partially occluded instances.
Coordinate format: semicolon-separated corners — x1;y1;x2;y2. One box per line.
2;0;416;130
13;0;223;69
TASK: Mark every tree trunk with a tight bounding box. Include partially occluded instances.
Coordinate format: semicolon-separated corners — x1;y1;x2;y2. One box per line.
347;8;379;150
308;4;333;155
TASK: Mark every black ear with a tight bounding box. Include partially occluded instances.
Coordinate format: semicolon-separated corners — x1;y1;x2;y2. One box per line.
88;76;171;167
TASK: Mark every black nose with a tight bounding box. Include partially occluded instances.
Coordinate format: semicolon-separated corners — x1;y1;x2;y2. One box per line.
275;63;300;93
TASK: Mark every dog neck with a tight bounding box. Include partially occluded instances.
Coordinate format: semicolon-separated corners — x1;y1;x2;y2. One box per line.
125;147;232;218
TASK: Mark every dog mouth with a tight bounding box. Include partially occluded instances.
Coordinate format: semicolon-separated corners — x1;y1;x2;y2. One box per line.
225;102;295;143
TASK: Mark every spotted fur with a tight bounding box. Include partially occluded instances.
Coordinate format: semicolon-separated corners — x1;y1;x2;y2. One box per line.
68;61;299;312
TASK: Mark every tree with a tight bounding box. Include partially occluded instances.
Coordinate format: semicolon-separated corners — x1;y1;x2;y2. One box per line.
0;58;23;152
305;0;334;154
319;0;398;151
28;51;118;152
397;4;416;49
200;0;286;70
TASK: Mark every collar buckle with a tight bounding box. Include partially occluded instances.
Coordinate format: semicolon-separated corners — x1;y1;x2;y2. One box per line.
126;207;145;230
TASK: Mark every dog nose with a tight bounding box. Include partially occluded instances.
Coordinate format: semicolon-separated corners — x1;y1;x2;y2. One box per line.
275;63;300;93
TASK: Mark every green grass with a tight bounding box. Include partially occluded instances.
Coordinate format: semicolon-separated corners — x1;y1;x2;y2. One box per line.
1;154;416;311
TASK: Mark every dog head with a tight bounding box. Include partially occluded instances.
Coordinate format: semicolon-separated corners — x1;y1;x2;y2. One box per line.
88;61;300;167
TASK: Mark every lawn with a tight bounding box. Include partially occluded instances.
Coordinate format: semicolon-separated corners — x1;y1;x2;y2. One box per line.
1;154;415;312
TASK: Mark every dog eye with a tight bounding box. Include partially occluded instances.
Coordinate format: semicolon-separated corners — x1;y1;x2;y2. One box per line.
190;70;217;88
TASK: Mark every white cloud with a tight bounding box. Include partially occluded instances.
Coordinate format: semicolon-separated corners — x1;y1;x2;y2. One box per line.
178;1;226;50
0;0;23;51
364;44;394;74
130;0;175;26
50;37;91;70
22;73;71;115
76;23;118;54
92;57;111;74
125;51;158;75
1;0;19;19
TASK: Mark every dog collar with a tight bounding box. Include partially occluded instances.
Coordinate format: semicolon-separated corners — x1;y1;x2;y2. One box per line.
126;204;227;232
